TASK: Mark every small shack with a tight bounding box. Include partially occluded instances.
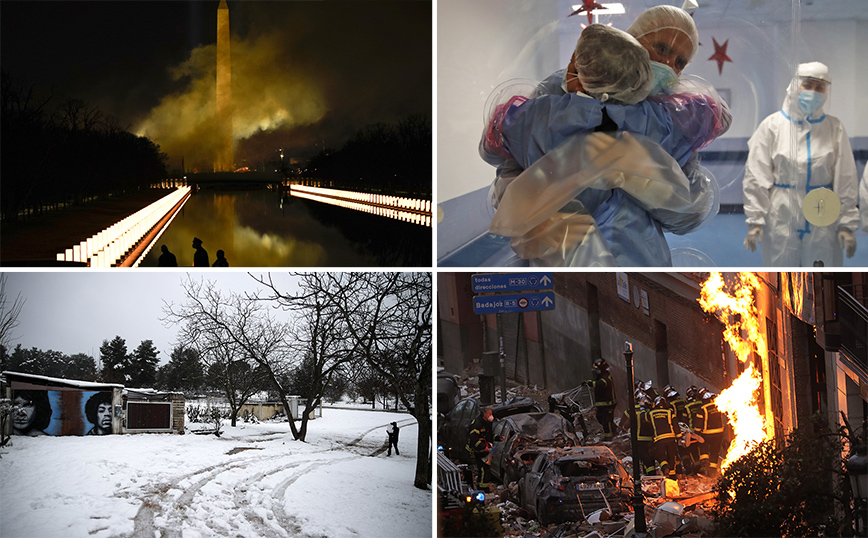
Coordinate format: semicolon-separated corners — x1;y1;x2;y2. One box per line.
2;371;123;436
2;371;185;436
124;388;185;434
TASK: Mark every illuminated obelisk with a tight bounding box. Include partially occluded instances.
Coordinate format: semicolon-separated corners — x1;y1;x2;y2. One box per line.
215;0;233;172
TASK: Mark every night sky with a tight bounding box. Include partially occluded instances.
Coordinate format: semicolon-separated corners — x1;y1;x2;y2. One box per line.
1;1;432;170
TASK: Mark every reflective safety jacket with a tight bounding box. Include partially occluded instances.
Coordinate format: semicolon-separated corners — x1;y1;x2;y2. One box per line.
622;405;654;441
695;402;725;434
669;397;688;428
685;399;704;431
590;371;616;407
649;407;676;442
467;415;493;456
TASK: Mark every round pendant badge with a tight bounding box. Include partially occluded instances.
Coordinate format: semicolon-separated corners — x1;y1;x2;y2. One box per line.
802;187;841;227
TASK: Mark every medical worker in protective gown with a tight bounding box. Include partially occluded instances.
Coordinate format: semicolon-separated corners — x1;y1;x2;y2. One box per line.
481;6;728;267
743;62;858;267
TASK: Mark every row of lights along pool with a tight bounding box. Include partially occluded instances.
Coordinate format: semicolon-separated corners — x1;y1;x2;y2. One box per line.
56;187;190;267
289;185;431;227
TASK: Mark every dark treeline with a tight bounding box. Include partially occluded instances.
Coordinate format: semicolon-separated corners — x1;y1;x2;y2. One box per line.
304;114;431;197
0;340;403;406
1;344;99;381
1;72;169;222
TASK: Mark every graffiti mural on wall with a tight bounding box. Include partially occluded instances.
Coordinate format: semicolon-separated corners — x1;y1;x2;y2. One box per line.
12;390;113;436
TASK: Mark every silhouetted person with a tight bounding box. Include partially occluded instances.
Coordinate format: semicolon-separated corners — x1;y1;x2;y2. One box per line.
386;422;400;456
212;249;229;267
192;237;209;267
158;245;178;267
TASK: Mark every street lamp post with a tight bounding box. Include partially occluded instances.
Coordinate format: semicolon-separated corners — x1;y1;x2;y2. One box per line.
624;341;647;537
846;447;867;534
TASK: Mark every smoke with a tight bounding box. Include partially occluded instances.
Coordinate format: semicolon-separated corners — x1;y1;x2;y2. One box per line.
135;31;327;170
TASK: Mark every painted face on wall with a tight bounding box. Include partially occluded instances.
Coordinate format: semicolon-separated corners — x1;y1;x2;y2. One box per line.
97;402;112;432
13;396;36;431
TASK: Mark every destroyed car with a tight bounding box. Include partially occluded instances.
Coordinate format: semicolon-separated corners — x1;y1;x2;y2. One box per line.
437;370;461;416
488;412;579;485
438;397;544;463
518;445;633;525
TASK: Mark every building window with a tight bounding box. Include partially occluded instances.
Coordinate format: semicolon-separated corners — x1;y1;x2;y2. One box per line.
767;316;785;444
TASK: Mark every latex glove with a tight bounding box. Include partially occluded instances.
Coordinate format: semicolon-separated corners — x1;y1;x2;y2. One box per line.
744;224;763;252
838;227;857;258
510;212;595;261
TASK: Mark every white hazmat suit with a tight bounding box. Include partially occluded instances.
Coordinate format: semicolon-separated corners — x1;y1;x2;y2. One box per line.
860;166;868;232
743;62;858;267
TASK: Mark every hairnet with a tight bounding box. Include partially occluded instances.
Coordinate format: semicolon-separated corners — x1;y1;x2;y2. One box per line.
573;24;653;105
626;5;699;62
798;61;831;84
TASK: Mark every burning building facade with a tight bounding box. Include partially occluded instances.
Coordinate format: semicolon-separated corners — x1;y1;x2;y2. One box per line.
438;272;868;467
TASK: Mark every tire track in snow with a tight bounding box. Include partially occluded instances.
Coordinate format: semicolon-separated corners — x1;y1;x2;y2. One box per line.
268;455;360;536
130;453;280;538
130;419;416;537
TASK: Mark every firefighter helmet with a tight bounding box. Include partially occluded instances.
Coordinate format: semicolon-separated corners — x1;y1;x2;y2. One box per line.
702;391;716;402
639;396;652;409
685;385;699;400
664;385;679;399
594;357;609;371
653;396;668;409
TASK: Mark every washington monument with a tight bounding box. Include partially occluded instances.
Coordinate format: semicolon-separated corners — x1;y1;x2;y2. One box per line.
216;0;233;172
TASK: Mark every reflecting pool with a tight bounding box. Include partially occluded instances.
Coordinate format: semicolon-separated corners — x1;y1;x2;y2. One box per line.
139;188;421;267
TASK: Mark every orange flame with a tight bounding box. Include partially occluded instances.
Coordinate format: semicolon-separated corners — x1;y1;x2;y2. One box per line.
699;272;772;471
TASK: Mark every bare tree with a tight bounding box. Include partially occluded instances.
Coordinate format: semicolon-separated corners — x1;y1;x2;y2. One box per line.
0;274;26;446
0;274;26;367
201;338;267;427
162;277;303;438
255;272;432;489
253;273;365;442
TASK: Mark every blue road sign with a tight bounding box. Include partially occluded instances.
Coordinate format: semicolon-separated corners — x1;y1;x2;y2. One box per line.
473;292;555;314
471;272;554;294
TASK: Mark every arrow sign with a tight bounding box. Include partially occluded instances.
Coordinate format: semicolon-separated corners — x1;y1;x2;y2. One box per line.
471;272;554;294
473;292;556;314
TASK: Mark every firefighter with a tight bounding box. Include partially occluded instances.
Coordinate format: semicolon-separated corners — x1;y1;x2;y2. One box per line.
695;391;725;477
622;390;652;471
640;380;660;401
682;385;705;474
621;388;645;432
637;395;656;475
467;408;495;488
650;395;678;479
586;357;617;440
664;385;688;427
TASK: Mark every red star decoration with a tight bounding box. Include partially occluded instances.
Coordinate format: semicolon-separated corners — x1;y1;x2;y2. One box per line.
708;37;733;75
569;0;605;25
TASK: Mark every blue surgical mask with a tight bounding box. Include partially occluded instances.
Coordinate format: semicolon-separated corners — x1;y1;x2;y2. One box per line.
649;61;678;95
798;90;825;116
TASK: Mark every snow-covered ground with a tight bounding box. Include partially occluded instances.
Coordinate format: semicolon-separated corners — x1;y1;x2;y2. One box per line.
0;409;431;538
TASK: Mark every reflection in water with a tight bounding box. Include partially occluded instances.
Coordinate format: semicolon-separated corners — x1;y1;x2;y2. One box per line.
140;189;379;266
